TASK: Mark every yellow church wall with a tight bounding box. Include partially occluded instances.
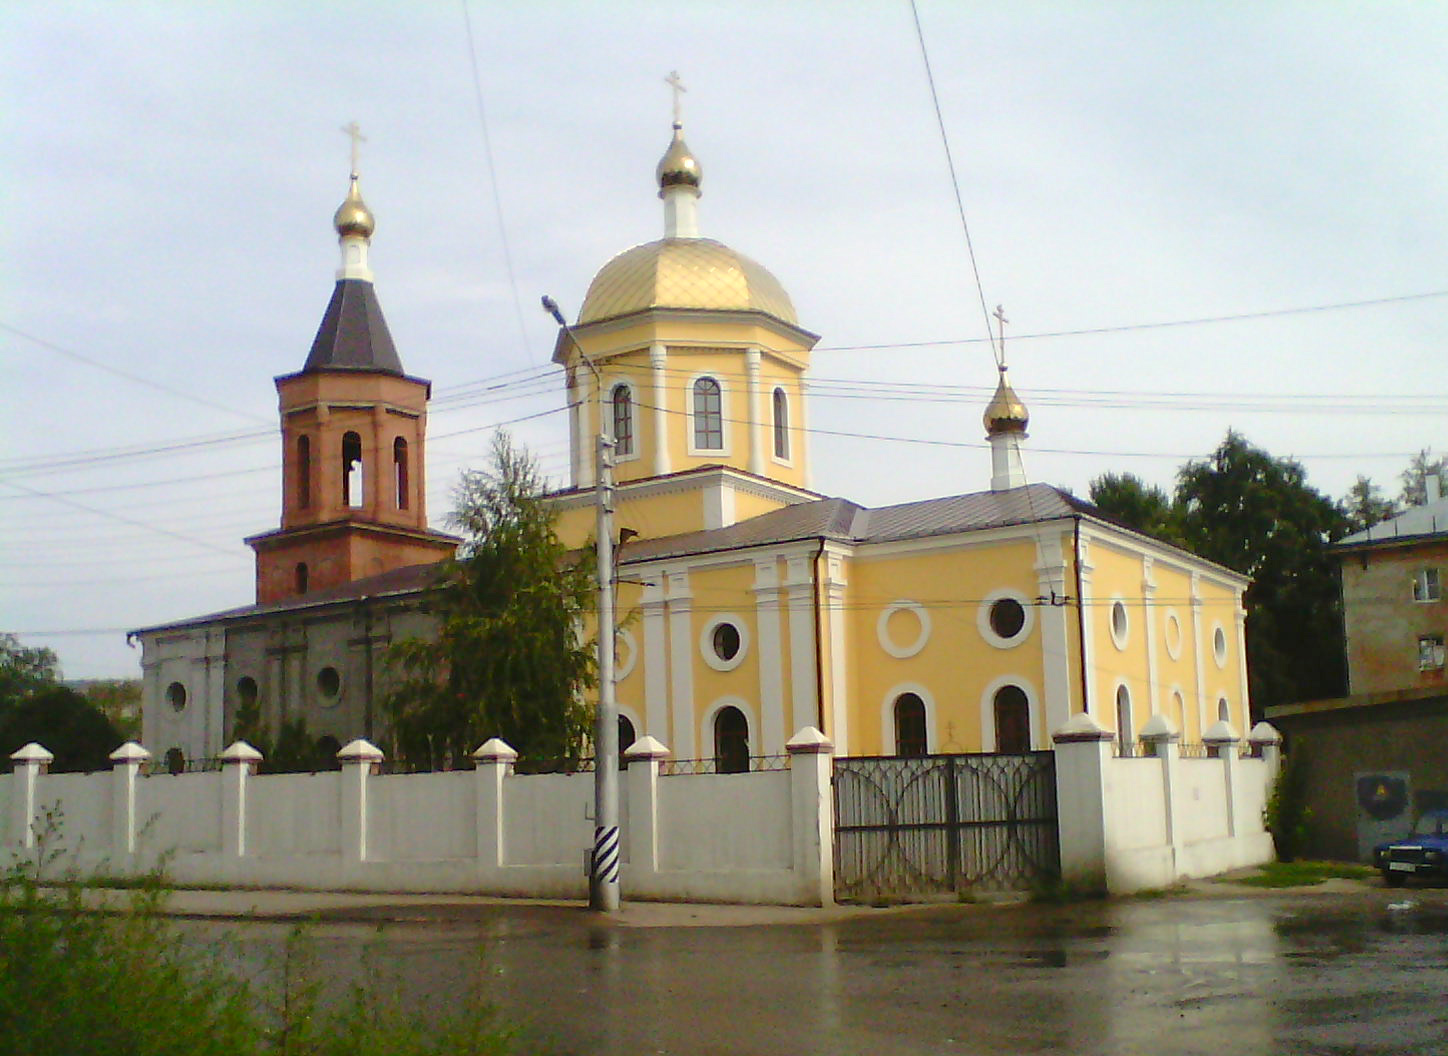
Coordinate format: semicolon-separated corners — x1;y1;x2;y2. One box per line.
1148;560;1201;741
731;489;791;525
843;538;1047;755
686;560;763;753
1194;575;1247;735
1087;543;1155;741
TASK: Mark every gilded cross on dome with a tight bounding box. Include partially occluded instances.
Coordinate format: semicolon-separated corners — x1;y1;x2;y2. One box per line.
341;121;367;177
665;71;687;127
993;304;1009;367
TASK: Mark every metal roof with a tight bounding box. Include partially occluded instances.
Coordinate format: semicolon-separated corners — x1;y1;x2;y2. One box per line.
303;279;403;374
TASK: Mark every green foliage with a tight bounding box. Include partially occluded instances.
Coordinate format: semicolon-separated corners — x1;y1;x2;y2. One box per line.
1339;474;1398;533
0;686;120;773
1087;472;1183;544
78;678;143;741
0;828;515;1055
0;632;60;710
386;432;596;767
1236;860;1372;888
232;707;339;774
1263;751;1313;862
1174;431;1348;711
1399;447;1448;507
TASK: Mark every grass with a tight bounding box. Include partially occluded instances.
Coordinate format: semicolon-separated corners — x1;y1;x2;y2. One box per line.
0;815;519;1056
1233;860;1375;888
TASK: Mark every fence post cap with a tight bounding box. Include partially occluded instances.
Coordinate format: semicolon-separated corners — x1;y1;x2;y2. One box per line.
1202;720;1241;745
10;742;54;764
1247;721;1283;746
623;735;671;762
336;738;384;763
1052;712;1113;743
220;740;264;764
1139;713;1180;742
786;727;834;754
471;738;518;763
108;741;151;764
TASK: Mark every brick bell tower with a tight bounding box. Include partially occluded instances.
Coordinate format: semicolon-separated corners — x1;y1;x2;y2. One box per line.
246;157;458;604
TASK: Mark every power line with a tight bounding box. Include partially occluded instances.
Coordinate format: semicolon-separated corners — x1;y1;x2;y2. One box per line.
0;321;270;425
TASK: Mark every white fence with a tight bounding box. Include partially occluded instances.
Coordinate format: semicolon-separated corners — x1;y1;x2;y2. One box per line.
1;717;1278;903
0;730;835;907
1054;714;1281;892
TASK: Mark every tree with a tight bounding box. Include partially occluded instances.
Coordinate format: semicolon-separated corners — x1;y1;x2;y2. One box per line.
384;433;596;767
79;679;142;741
1087;472;1183;544
1175;431;1349;714
1339;475;1397;534
1399;447;1448;507
0;633;59;712
0;685;120;773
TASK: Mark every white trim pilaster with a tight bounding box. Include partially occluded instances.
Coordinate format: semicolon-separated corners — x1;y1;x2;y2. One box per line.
753;557;786;755
665;570;695;759
745;347;764;477
1142;556;1160;718
1076;534;1097;717
823;550;850;755
1034;531;1073;735
1190;572;1207;738
784;554;819;739
649;342;670;476
641;577;669;742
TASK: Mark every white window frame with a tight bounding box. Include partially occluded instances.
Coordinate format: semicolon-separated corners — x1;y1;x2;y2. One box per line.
686;373;731;457
608;378;640;463
770;385;794;466
1413;568;1442;603
1419;634;1446;671
977;588;1035;649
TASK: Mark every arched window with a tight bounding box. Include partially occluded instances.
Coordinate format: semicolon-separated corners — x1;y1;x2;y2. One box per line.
164;747;186;775
1116;685;1134;754
314;735;343;771
296;435;311;509
772;387;789;459
893;693;927;756
611;384;634;457
713;706;749;773
993;685;1031;753
1218;697;1230;723
393;437;409;510
342;431;364;508
693;377;723;450
295;562;309;595
618;715;637;769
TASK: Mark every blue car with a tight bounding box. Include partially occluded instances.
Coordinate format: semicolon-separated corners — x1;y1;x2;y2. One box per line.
1374;807;1448;887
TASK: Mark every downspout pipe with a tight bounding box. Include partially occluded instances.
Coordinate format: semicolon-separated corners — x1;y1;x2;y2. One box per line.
1072;516;1091;716
812;537;827;733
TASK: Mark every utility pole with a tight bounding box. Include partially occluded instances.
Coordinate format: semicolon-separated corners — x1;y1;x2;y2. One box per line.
543;295;620;913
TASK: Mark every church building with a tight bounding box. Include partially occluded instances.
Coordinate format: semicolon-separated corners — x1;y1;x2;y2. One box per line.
136;110;1251;769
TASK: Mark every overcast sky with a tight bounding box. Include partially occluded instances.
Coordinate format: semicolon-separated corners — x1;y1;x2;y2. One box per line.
6;2;1448;680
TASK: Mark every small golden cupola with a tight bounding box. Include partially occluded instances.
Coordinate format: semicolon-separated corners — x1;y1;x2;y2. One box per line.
333;175;375;240
984;365;1030;491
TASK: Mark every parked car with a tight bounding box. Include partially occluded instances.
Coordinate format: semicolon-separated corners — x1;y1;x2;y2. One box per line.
1374;807;1448;887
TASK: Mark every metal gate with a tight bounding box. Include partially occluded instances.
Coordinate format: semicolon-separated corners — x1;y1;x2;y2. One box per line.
833;752;1059;901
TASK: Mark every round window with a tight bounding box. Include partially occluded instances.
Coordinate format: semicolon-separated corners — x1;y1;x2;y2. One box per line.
316;666;341;700
1163;610;1183;659
712;623;741;662
166;681;187;712
1110;600;1129;648
988;598;1026;640
1213;625;1228;667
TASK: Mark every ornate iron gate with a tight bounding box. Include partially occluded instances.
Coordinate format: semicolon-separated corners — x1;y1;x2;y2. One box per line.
833;752;1059;900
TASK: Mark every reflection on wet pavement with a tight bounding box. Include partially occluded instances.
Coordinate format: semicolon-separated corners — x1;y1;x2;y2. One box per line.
195;890;1448;1055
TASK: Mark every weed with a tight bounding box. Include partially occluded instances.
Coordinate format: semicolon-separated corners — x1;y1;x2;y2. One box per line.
1235;860;1374;888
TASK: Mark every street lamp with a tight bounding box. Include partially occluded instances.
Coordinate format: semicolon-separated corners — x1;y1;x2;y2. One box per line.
542;295;620;914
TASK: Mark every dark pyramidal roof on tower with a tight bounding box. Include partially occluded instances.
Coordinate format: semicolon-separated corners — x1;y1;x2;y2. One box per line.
303;280;403;374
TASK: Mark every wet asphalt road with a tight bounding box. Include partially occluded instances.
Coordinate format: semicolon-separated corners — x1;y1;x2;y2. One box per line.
201;886;1448;1056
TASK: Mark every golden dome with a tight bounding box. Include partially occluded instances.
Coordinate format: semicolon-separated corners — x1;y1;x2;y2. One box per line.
656;123;702;192
333;176;375;239
983;367;1029;434
578;238;797;325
